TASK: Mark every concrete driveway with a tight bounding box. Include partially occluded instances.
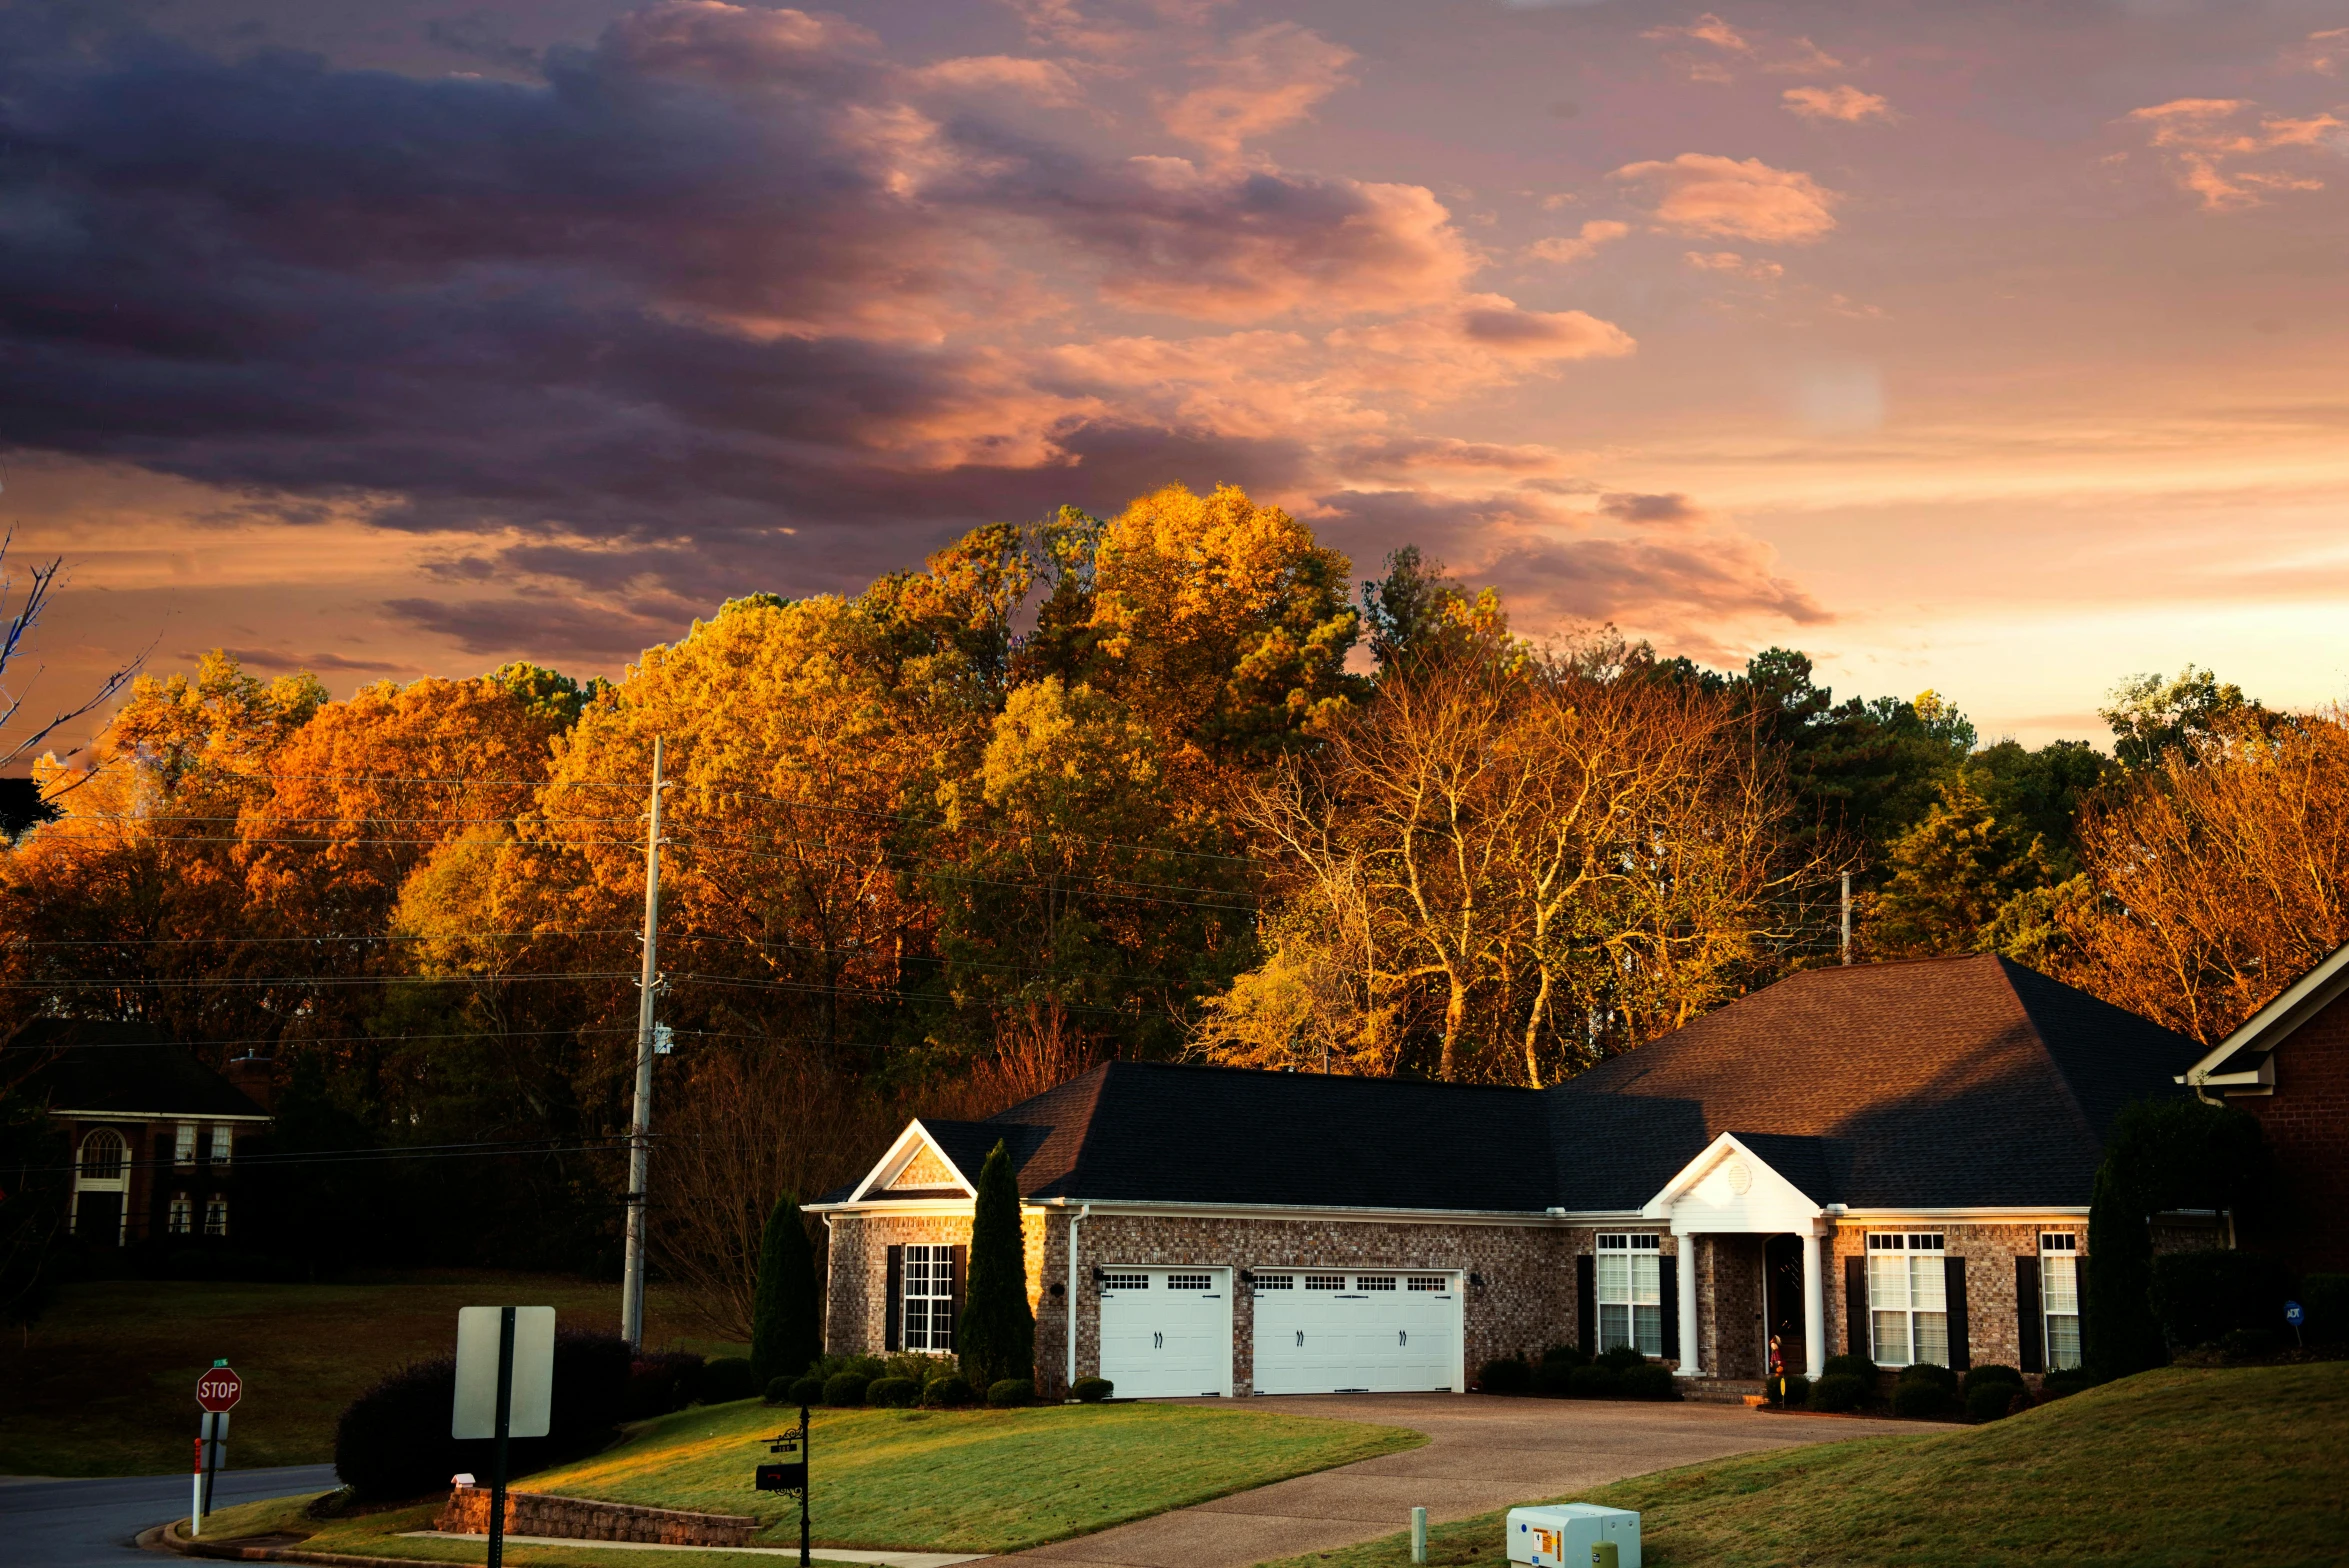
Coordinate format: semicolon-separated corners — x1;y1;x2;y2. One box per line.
1010;1395;1915;1568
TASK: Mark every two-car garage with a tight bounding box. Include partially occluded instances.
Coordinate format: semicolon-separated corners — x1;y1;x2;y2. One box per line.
1097;1266;1465;1398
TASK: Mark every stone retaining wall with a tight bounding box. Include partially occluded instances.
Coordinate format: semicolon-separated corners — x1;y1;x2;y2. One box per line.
435;1486;755;1547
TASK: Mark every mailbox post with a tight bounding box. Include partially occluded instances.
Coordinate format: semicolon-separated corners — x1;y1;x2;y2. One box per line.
755;1406;812;1568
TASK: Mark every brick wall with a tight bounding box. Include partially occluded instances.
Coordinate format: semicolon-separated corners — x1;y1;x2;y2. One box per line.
1699;1234;1766;1378
437;1487;753;1546
822;1208;1048;1358
2243;991;2349;1273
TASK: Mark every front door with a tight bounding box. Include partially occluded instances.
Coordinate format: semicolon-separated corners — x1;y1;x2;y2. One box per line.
1763;1234;1806;1377
76;1190;125;1247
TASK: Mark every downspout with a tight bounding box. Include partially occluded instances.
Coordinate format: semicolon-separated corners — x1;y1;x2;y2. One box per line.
821;1214;837;1353
1065;1203;1091;1397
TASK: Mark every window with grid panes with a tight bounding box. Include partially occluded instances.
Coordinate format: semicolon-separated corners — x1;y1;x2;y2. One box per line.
1866;1233;1947;1366
169;1192;192;1235
2040;1234;2081;1371
902;1244;956;1351
203;1196;230;1237
1596;1234;1662;1355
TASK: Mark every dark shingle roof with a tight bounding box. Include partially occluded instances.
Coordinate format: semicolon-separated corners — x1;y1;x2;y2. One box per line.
830;956;2202;1215
2;1019;270;1119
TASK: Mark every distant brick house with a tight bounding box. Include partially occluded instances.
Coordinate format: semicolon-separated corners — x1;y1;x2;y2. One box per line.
2179;942;2349;1272
812;954;2207;1398
3;1020;274;1248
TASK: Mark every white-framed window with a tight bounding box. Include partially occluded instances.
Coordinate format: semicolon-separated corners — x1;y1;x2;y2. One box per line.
903;1244;956;1351
78;1128;128;1182
1407;1276;1449;1292
2040;1234;2081;1371
169;1193;193;1235
1305;1273;1344;1290
1101;1272;1149;1291
1166;1273;1212;1292
1356;1275;1397;1291
203;1196;229;1237
207;1124;233;1166
1596;1234;1662;1356
1253;1273;1293;1291
175;1122;198;1167
1866;1233;1948;1367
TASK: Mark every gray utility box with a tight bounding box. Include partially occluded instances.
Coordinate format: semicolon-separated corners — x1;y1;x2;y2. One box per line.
1505;1504;1641;1568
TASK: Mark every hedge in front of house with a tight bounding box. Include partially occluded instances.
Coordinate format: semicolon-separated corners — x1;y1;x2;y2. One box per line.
1774;1375;1811;1409
1478;1358;1533;1394
1071;1377;1113;1403
1821;1353;1877;1383
1965;1380;2023;1422
1568;1365;1620;1399
866;1376;919;1408
334;1331;629;1501
922;1375;976;1407
822;1373;872;1408
986;1378;1035;1407
625;1351;705;1421
1806;1373;1868;1413
700;1357;758;1404
1619;1364;1679;1401
2149;1250;2295;1352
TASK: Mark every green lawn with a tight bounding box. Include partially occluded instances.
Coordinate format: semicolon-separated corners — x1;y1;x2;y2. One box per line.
0;1272;734;1476
1263;1363;2349;1568
178;1400;1422;1560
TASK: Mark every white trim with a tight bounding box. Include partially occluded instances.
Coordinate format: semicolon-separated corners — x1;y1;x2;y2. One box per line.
52;1109;270;1123
2180;939;2349;1092
812;1194;1646;1225
1641;1133;1825;1234
840;1121;979;1204
1832;1206;2090;1221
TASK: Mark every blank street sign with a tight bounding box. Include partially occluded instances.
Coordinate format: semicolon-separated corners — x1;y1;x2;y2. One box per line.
453;1306;557;1439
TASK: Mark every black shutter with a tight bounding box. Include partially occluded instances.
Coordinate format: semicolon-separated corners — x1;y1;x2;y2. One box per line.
1659;1254;1680;1361
948;1243;969;1352
1576;1253;1596;1352
885;1244;904;1353
1944;1256;1970;1371
2015;1256;2043;1374
1845;1255;1867;1361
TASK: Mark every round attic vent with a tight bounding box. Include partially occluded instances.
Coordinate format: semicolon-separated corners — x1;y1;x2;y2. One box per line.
1725;1157;1753;1196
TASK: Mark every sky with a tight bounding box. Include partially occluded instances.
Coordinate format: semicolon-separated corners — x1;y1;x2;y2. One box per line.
4;0;2347;759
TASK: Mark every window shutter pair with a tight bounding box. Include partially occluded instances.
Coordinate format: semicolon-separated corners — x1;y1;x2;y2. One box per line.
1944;1256;1971;1371
1844;1255;1867;1360
1659;1255;1680;1360
1575;1253;1596;1352
2015;1256;2043;1374
885;1244;904;1352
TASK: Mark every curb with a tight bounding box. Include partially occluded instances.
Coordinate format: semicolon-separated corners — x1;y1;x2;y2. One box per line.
142;1520;433;1568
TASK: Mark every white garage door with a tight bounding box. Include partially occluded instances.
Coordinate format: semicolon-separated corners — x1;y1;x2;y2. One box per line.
1250;1271;1463;1395
1099;1267;1234;1398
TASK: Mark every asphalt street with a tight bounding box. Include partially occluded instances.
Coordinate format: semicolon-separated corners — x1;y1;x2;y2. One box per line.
0;1464;338;1568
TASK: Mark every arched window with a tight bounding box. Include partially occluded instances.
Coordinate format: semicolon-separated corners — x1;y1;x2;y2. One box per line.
78;1129;128;1182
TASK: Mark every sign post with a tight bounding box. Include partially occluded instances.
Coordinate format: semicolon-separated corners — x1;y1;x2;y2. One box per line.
192;1361;243;1535
2285;1299;2305;1350
754;1405;812;1568
453;1308;556;1568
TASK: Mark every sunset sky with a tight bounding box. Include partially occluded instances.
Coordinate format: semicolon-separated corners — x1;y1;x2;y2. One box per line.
5;0;2346;757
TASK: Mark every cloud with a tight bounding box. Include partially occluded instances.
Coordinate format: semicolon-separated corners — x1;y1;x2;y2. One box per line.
2285;27;2349;76
909;55;1086;106
1641;13;1750;54
1527;219;1630;264
217;647;411;675
1158;23;1355;156
1782;84;1893;122
1597;491;1702;524
1642;13;1841;82
1683;249;1783;279
2125;98;2345;210
1610;153;1840;243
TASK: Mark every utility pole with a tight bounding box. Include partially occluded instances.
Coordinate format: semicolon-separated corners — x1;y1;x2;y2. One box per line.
1839;872;1852;966
621;736;668;1350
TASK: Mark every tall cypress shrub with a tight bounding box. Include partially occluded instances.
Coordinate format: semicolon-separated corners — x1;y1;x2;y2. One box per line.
2084;1098;2273;1378
957;1141;1033;1389
751;1192;822;1388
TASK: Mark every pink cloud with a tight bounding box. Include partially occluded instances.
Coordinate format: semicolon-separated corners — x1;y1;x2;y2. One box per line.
1782;84;1894;123
1610;153;1840;243
1527;219;1630;264
1642;13;1842;82
2126;98;2345;210
1597;491;1703;524
2285;27;2349;76
908;55;1086;105
1683;249;1783;279
606;2;878;83
1641;13;1751;54
1159;23;1356;155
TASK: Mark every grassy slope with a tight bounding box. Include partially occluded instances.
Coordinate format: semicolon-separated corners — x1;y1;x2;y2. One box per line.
0;1272;736;1476
1264;1364;2349;1568
180;1400;1422;1561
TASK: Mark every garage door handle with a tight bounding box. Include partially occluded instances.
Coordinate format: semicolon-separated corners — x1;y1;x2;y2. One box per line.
1295;1331;1304;1347
1154;1332;1163;1348
1399;1331;1407;1346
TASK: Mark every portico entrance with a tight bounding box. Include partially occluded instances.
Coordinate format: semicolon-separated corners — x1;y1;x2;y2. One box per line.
1642;1132;1832;1381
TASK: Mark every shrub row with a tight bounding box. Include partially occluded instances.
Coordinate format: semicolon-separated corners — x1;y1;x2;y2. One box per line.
1477;1348;1678;1402
335;1332;629;1501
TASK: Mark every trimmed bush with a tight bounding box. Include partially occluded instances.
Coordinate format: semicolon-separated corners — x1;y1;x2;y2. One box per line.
822;1372;871;1408
1477;1357;1533;1394
1597;1344;1648;1372
1891;1380;1954;1419
2150;1251;2295;1352
1620;1364;1679;1401
1568;1365;1620;1399
1774;1375;1811;1408
1540;1342;1591;1370
1532;1361;1575;1397
700;1357;758;1404
2218;1327;2279;1361
2302;1274;2349;1345
788;1374;827;1406
625;1352;705;1420
764;1376;797;1406
1897;1362;1958;1396
986;1378;1035;1408
1071;1377;1114;1403
1964;1364;2024;1393
1965;1381;2022;1423
1806;1373;1867;1413
2039;1367;2098;1399
334;1332;628;1502
865;1376;919;1408
1821;1353;1877;1384
921;1375;976;1407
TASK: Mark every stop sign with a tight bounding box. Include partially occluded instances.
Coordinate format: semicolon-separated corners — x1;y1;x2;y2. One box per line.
196;1366;243;1413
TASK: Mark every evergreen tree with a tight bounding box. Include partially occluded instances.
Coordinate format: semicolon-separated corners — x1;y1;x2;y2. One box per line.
957;1141;1033;1388
751;1192;822;1387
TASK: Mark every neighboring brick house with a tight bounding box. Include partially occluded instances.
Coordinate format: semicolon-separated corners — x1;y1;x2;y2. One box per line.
811;955;2204;1397
3;1020;274;1248
2179;941;2349;1272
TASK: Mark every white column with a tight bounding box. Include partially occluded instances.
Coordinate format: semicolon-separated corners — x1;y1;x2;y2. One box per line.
1802;1228;1826;1379
1675;1235;1701;1376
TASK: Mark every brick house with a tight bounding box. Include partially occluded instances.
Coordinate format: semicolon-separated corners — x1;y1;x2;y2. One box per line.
3;1020;274;1249
810;954;2202;1397
2178;940;2349;1272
